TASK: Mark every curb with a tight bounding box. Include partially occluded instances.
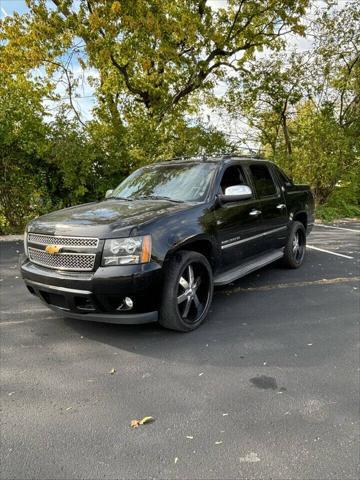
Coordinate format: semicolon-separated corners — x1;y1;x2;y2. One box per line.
0;235;24;242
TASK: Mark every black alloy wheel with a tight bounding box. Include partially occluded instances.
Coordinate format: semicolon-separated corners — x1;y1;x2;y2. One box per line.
159;250;213;332
283;220;306;268
176;262;211;325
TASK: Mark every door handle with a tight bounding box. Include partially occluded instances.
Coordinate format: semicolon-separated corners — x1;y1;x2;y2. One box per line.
249;209;262;216
276;204;286;209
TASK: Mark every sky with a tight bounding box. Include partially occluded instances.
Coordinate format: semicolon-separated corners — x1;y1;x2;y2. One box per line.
0;0;344;148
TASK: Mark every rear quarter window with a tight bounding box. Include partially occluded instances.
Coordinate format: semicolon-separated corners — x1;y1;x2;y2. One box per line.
249;164;277;197
276;167;293;187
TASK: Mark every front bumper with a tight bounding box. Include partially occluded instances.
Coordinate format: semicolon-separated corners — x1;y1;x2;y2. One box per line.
21;259;162;324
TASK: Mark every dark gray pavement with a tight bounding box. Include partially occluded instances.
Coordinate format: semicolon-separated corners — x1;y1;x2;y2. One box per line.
0;223;359;480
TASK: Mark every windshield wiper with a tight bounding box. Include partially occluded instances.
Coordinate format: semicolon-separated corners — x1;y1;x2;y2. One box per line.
134;195;184;203
106;196;134;201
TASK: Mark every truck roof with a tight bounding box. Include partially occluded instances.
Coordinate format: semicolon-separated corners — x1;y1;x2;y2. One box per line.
156;154;272;166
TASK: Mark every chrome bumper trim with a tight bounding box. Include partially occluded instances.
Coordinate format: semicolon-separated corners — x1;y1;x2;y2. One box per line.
24;279;92;296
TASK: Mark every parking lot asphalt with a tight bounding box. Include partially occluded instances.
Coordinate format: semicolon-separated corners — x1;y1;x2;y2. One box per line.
1;222;359;480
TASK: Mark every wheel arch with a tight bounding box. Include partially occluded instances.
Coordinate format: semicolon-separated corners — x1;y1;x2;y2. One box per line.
293;211;308;230
165;236;217;270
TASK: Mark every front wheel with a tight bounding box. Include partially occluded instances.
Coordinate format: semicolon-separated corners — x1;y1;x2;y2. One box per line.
283;221;306;268
159;250;213;332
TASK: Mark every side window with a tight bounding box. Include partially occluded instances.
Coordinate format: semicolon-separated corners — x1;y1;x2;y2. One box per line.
249;164;277;198
219;166;246;194
277;167;293;187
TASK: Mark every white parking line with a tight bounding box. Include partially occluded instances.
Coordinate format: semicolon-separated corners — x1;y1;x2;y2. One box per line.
307;245;354;259
0;307;48;315
0;320;26;326
315;224;359;233
0;316;55;326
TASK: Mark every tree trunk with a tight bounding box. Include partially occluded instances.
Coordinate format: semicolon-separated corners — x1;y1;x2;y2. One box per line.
281;113;293;175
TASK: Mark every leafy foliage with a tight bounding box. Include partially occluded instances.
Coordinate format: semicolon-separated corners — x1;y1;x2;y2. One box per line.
0;0;309;125
0;73;229;233
0;0;358;232
0;72;50;232
221;0;359;206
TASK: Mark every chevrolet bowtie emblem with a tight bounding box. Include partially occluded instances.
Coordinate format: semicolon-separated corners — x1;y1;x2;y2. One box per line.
45;245;61;254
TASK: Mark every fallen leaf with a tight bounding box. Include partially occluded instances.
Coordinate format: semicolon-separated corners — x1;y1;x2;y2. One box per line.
109;368;116;374
139;416;153;425
130;416;154;428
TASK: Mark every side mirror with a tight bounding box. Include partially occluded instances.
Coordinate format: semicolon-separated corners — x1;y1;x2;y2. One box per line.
105;189;114;199
219;185;253;204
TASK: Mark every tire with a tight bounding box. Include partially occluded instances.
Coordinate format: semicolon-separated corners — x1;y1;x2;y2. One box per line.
283;221;306;269
159;250;214;332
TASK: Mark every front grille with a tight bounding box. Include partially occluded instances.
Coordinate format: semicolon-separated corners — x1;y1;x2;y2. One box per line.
28;233;98;248
28;247;96;271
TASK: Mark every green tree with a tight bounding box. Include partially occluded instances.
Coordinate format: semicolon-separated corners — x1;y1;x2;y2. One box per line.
221;0;359;205
0;72;51;232
223;52;308;174
290;102;357;203
0;0;314;231
1;0;309;128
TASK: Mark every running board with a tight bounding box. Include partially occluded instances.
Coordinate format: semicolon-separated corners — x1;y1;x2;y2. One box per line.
214;250;284;286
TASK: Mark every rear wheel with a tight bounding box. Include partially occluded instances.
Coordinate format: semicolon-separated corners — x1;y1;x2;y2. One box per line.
283;221;306;268
159;250;213;332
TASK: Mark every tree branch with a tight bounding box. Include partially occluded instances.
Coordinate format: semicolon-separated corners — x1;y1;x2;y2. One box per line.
109;54;151;108
43;58;86;127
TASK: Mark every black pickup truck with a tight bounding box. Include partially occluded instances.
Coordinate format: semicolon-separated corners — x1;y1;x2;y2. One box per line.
21;156;314;331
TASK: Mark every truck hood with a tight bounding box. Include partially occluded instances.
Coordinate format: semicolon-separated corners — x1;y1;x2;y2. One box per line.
28;198;191;238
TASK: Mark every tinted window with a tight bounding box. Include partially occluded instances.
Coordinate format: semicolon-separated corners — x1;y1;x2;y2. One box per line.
277;167;293;186
219;166;247;194
249;165;277;197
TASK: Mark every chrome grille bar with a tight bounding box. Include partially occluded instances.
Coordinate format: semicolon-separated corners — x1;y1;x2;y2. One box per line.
28;247;96;272
28;233;99;248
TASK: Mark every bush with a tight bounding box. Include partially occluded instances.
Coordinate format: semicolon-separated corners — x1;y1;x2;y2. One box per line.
316;174;360;221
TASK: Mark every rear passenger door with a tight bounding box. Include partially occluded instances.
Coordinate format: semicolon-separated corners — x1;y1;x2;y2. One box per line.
247;163;288;251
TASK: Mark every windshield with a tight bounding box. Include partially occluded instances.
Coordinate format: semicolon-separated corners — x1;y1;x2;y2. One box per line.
111;163;217;202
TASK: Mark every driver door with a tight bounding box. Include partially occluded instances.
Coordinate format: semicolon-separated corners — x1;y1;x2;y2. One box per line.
214;164;264;272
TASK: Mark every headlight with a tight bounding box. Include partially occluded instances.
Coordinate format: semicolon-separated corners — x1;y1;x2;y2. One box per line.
102;235;152;266
24;228;28;257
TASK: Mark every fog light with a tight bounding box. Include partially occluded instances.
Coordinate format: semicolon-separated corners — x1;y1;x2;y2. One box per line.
117;297;134;311
125;297;133;309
